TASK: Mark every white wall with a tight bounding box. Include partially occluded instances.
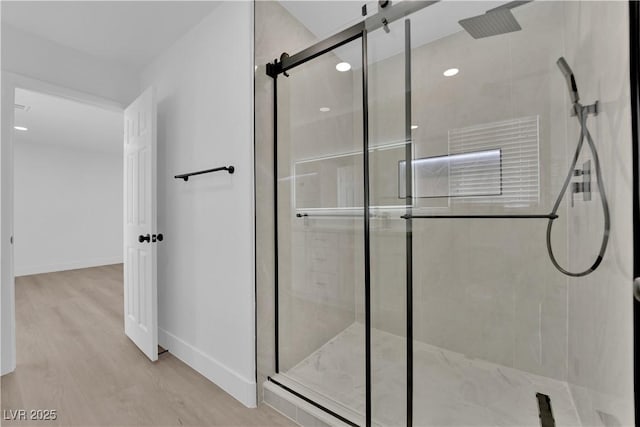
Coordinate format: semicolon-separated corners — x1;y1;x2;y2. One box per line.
563;2;635;426
13;142;122;276
1;24;138;106
140;2;256;407
349;1;572;381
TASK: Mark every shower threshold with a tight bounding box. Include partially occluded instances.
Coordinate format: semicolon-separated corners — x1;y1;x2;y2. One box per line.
266;323;581;427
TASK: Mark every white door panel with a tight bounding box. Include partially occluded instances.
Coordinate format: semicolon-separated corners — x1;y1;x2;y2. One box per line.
123;87;157;361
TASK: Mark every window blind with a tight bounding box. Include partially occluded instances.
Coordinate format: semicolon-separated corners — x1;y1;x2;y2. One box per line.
448;115;540;207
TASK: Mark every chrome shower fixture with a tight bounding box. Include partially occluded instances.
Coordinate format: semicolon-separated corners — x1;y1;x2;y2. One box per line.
458;1;532;39
546;57;610;277
556;57;580;104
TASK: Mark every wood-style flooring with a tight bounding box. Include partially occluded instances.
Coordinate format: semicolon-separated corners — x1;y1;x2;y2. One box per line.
1;265;293;427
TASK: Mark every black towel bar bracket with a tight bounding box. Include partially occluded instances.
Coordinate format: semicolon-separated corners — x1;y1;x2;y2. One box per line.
174;165;235;181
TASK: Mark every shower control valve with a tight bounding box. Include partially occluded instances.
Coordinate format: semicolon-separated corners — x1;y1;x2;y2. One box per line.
570;160;592;207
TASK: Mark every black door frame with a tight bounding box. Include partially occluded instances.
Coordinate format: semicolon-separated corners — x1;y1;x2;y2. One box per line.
629;1;639;424
266;22;369;427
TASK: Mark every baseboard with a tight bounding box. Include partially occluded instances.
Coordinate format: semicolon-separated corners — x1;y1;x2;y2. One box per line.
158;328;257;408
14;257;123;276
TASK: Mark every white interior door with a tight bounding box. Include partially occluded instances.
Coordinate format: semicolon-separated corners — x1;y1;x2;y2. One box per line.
123;87;158;361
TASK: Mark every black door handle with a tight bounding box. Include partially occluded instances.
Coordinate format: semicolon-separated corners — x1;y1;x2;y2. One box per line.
138;234;151;243
157;233;164;242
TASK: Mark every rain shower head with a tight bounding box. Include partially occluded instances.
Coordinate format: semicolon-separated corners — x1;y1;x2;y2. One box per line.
458;9;521;39
556;57;580;104
458;1;531;39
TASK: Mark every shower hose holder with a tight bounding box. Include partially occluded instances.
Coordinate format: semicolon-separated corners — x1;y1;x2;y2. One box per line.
571;100;599;117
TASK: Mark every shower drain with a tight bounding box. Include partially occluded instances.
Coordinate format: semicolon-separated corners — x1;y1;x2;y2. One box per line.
536;393;556;427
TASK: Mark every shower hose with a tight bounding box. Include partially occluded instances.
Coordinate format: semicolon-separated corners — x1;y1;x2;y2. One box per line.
546;104;611;277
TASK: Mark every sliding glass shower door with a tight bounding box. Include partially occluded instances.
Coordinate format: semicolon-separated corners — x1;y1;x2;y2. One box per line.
267;1;634;425
367;15;410;427
270;9;417;426
273;37;366;426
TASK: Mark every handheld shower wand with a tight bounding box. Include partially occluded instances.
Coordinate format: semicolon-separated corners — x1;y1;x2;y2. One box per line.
556;57;580;104
546;57;610;277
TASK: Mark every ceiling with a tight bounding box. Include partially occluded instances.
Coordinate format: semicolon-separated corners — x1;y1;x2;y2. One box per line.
1;1;219;70
1;1;514;71
14;89;123;154
279;1;366;41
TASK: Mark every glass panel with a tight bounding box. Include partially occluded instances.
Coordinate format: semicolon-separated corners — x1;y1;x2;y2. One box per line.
399;1;632;425
403;2;573;424
366;16;408;426
276;37;365;425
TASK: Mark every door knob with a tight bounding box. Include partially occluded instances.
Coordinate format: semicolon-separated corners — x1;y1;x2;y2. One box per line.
138;234;151;243
157;233;164;242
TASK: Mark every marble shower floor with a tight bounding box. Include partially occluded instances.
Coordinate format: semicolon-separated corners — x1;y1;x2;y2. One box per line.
283;323;581;427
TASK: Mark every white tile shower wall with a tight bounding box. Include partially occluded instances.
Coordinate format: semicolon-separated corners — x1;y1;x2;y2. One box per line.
355;1;571;381
563;2;634;426
140;2;256;407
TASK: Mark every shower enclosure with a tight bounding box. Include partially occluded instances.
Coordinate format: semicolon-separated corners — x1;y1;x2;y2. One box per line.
262;1;634;426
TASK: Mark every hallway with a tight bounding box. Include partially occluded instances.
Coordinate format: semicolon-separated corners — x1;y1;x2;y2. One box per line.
1;265;292;426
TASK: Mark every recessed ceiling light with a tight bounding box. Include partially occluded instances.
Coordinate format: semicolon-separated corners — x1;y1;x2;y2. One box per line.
14;126;28;131
411;125;419;130
319;107;331;112
443;68;459;77
336;62;351;72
